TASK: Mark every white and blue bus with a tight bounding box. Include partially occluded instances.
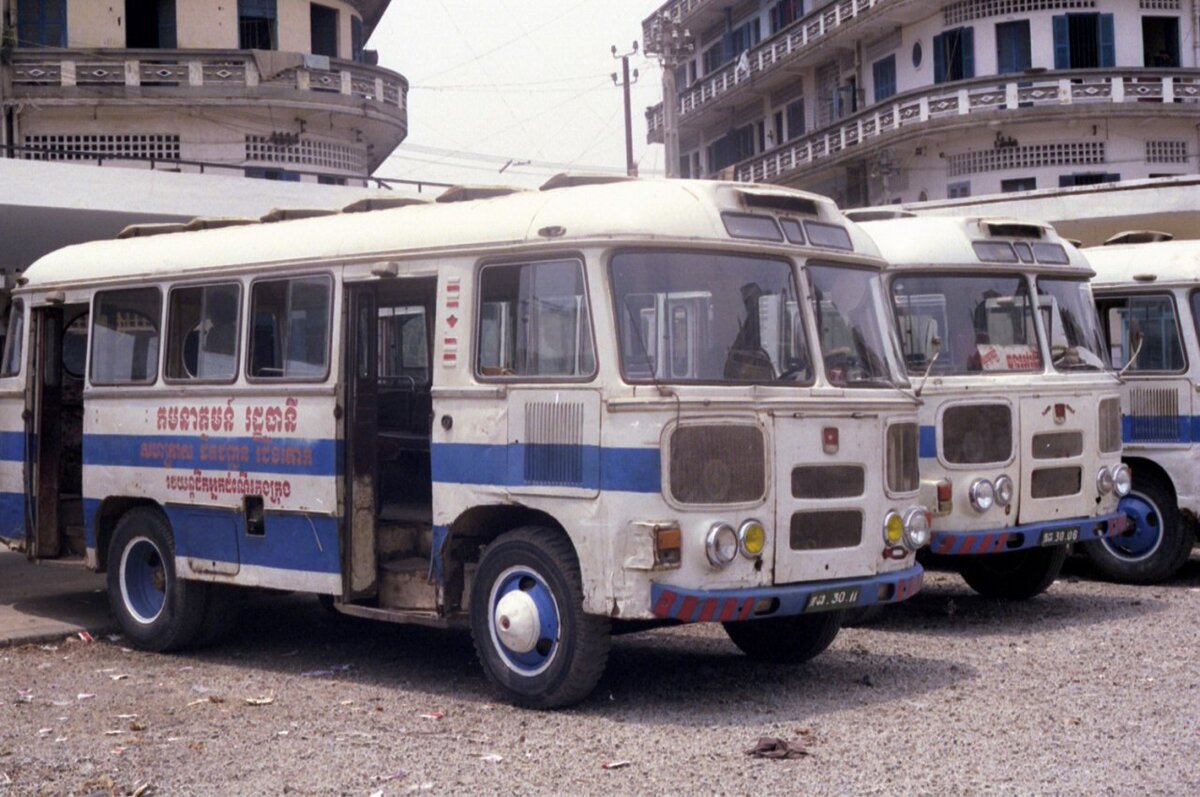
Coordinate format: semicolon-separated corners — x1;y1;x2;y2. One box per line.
860;215;1127;599
0;177;929;707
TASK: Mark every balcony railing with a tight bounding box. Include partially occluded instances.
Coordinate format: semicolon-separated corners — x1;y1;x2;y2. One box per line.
731;70;1200;183
10;48;408;120
641;0;719;46
646;0;891;140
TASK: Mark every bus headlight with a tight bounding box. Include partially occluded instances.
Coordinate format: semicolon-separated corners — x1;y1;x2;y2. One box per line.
705;523;738;567
1096;466;1115;495
901;506;932;550
968;479;995;512
1112;463;1132;497
883;511;904;547
994;475;1014;508
738;519;766;558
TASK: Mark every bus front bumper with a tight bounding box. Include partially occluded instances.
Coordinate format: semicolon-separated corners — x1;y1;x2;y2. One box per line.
649;564;924;623
929;510;1128;556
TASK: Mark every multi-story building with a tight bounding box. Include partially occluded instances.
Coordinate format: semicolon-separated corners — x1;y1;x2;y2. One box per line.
1;0;407;185
643;0;1200;206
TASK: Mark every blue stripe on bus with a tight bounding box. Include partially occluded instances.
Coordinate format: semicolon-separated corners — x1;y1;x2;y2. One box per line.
430;442;662;493
0;491;23;541
82;434;340;476
81;498;339;575
0;432;24;463
1123;415;1197;445
919;425;937;459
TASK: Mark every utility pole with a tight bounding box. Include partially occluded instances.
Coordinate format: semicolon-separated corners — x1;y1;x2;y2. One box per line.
611;42;639;177
645;11;693;178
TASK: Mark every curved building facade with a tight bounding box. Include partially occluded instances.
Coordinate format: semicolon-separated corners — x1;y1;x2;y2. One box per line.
1;0;406;185
644;0;1200;206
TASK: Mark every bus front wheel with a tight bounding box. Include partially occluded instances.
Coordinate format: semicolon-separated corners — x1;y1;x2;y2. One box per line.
106;508;207;652
469;527;611;709
723;611;843;663
1083;475;1192;584
958;545;1067;600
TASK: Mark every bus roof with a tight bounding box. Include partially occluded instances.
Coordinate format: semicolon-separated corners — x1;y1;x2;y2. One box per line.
20;179;880;290
859;216;1092;276
1085;239;1200;288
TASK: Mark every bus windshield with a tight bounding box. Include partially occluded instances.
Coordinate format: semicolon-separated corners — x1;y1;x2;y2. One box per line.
1036;277;1110;371
806;264;902;388
890;272;1042;375
610;250;812;384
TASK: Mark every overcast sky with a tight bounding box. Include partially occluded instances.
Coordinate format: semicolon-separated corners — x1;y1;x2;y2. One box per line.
368;0;666;190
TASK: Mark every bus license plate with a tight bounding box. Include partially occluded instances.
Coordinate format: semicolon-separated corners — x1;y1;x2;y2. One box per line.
805;586;861;613
1040;527;1080;546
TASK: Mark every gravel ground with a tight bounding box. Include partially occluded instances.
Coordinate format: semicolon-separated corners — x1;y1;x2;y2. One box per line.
1;554;1198;797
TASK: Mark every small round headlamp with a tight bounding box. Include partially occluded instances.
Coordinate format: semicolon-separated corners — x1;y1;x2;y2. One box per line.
1096;466;1115;495
883;511;904;546
901;506;932;550
968;478;995;513
1112;463;1132;497
738;519;766;558
994;475;1014;508
705;523;738;567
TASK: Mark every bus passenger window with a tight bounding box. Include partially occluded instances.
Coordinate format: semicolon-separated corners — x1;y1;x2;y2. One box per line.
248;276;331;380
166;284;240;381
477;259;595;378
91;288;162;384
1;300;24;377
1104;295;1185;373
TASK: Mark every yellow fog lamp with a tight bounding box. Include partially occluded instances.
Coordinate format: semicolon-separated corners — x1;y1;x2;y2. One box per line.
883;511;905;547
738;519;767;558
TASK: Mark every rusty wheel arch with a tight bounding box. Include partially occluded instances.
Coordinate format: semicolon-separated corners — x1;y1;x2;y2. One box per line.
92;497;167;573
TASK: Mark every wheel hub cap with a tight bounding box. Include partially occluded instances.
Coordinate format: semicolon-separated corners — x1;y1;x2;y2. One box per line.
494;589;540;653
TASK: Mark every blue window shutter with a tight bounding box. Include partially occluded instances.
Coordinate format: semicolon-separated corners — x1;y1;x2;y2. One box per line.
1053;15;1069;69
996;24;1013;74
933;33;946;83
158;0;177;49
1099;14;1115;68
961;27;975;78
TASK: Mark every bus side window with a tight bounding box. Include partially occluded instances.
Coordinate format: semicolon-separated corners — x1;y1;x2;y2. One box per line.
0;299;24;377
91;288;162;385
248;276;332;380
1104;295;1185;372
166;283;240;381
476;259;595;378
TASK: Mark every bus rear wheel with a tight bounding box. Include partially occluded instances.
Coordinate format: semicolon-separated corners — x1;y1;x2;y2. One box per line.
1082;475;1192;584
469;527;611;709
106;508;207;652
723;611;843;663
958;545;1067;600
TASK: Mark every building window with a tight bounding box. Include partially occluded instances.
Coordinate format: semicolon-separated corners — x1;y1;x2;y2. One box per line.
125;0;177;48
703;17;761;75
996;20;1031;74
311;3;339;58
708;124;757;173
239;0;277;50
785;99;805;141
770;0;804;34
947;181;971;198
1059;172;1120;187
245;167;301;181
16;0;67;47
351;15;364;62
933;27;975;83
1143;17;1180;66
1000;177;1037;193
1052;13;1114;69
873;55;897;102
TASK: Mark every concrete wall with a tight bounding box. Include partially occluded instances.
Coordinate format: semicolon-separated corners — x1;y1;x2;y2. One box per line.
67;2;122;48
176;1;237;49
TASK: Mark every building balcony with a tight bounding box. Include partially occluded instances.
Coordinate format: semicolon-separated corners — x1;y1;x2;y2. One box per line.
645;0;926;143
729;69;1200;184
7;48;408;170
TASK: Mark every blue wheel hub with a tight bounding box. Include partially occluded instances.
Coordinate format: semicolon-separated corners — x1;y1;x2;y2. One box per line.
1105;493;1163;562
488;567;560;676
121;537;167;624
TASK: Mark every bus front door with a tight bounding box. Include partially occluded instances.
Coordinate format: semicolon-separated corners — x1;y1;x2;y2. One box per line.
28;306;63;558
344;284;378;599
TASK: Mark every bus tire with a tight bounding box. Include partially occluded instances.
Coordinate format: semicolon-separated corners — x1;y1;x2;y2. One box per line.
723;611;842;664
469;527;611;709
192;584;242;648
106;508;207;652
958;545;1068;600
1082;476;1192;584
